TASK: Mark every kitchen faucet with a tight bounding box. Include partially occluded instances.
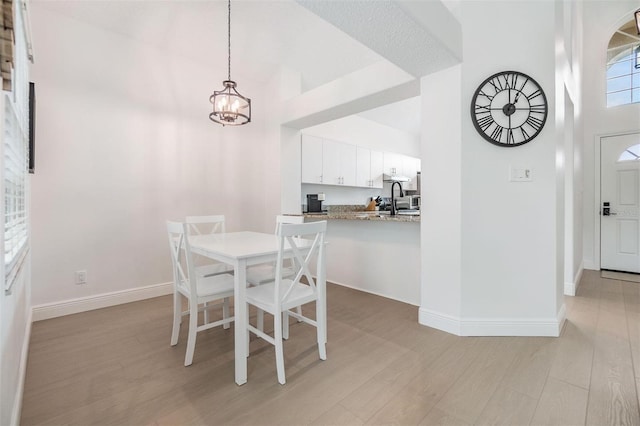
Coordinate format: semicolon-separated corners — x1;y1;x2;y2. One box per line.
390;181;404;216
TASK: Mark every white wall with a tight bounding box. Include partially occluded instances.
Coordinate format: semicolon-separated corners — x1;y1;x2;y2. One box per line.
581;1;640;271
1;261;31;426
420;65;463;332
29;6;281;309
460;0;561;330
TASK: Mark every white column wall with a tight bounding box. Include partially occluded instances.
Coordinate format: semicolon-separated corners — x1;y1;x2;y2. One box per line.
29;6;280;308
419;65;463;333
420;1;564;336
460;1;561;332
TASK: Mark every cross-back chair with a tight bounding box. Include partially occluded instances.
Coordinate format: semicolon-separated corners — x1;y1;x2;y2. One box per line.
245;220;327;384
247;215;306;332
167;220;235;366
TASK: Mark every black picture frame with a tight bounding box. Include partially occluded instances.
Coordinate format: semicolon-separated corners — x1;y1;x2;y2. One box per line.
28;81;35;174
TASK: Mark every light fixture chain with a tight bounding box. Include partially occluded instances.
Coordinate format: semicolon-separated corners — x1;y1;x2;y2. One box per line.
227;0;231;81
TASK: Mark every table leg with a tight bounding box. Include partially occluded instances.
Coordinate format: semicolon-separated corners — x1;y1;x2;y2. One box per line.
234;259;248;385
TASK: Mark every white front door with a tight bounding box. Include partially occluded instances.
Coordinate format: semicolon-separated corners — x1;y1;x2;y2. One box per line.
601;133;640;273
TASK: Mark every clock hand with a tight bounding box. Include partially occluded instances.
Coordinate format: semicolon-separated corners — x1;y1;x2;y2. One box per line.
513;91;521;103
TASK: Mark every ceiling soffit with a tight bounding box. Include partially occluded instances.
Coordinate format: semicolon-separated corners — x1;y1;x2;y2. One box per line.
296;0;462;78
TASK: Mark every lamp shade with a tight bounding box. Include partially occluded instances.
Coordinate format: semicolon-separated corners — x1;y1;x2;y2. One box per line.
209;80;251;126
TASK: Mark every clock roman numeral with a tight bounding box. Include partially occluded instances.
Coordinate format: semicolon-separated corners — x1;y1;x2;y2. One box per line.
488;78;504;93
526;89;543;101
507;129;515;145
475;104;491;113
521;126;530;140
490;125;504;142
525;115;544;130
530;104;546;113
478;90;494;101
476;114;494;131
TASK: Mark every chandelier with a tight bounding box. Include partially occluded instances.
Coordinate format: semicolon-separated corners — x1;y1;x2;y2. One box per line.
209;0;251;126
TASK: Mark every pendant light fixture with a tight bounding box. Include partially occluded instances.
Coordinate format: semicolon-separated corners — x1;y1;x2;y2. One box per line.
209;0;251;126
635;8;640;35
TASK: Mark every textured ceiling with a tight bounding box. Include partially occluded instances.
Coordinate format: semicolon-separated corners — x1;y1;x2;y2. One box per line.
296;0;461;77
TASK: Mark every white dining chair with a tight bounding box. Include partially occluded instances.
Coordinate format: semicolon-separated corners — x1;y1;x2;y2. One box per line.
185;215;234;278
167;220;235;366
247;215;305;332
245;220;327;385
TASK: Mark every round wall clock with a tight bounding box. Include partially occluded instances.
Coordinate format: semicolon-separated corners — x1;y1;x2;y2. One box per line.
470;70;548;147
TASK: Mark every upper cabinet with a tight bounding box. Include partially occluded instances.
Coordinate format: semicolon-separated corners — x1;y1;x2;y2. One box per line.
323;139;357;186
301;134;417;190
356;147;384;188
301;134;324;184
383;152;421;191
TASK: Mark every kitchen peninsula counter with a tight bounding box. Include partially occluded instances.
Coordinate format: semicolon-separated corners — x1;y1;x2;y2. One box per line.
302;211;420;223
291;205;420;305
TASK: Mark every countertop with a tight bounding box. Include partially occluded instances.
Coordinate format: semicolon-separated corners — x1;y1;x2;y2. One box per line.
301;211;420;223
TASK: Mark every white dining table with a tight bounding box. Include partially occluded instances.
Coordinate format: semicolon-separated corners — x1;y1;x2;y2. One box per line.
188;231;323;385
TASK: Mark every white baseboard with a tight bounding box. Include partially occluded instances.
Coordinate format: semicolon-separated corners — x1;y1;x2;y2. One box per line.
11;307;32;426
329;279;419;307
418;306;565;337
564;263;584;296
32;282;173;322
419;308;462;335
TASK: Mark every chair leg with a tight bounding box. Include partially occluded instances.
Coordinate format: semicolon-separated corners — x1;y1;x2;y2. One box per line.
283;311;290;340
170;291;181;346
223;297;230;330
274;310;286;385
184;303;199;366
296;305;302;322
316;301;326;361
204;301;209;324
257;308;264;334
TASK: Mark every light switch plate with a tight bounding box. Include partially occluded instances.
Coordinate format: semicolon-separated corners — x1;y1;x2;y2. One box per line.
509;166;533;182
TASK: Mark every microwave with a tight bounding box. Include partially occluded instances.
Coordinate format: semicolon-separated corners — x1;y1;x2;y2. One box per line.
408;195;420;210
390;195;420;210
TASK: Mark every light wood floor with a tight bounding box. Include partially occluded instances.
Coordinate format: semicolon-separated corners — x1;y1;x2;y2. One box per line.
21;270;640;425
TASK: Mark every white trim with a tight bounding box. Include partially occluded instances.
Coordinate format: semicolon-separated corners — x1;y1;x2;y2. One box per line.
564;261;584;296
32;282;173;321
329;278;419;307
418;307;462;335
10;307;32;426
418;306;566;337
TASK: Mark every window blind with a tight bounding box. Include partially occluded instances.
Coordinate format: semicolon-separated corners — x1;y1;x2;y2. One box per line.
3;0;28;294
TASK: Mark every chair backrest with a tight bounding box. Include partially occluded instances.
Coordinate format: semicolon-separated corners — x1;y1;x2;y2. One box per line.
274;215;305;234
275;221;327;306
185;215;226;235
167;221;197;295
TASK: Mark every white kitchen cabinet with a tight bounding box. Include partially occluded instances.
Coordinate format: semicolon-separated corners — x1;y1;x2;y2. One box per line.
301;134;323;184
383;152;403;176
323;139;356;186
402;156;420;191
356;147;384;188
383;152;421;191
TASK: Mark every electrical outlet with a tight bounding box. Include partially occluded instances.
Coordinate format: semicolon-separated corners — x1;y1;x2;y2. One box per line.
75;270;87;285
